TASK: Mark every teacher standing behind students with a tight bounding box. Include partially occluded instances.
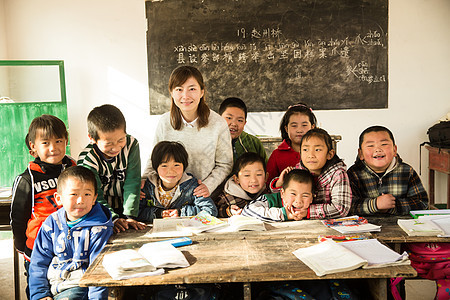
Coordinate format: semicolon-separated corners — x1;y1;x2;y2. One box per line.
143;65;233;197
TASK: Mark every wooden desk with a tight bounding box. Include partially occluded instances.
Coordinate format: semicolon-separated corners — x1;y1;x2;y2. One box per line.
80;218;422;300
426;146;450;208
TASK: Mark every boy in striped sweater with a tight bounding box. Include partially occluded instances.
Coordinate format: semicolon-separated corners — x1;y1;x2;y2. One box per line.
78;104;145;233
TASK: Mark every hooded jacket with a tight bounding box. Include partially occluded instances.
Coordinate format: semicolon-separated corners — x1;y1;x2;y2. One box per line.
215;176;267;217
29;202;113;300
10;156;76;260
138;172;218;223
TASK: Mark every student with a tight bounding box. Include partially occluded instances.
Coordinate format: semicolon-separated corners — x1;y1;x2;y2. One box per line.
218;97;268;163
266;103;316;185
348;125;428;215
215;152;268;217
77;104;145;233
10;114;76;298
142;65;233;198
29;166;113;300
241;169;314;222
271;128;352;219
138;141;217;222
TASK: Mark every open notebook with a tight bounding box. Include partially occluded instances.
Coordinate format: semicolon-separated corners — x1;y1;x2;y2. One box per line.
293;239;409;276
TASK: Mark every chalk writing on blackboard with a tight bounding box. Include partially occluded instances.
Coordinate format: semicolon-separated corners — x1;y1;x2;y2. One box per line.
146;0;388;114
172;28;385;86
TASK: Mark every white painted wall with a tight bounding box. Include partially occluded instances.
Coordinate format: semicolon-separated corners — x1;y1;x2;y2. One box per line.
1;0;449;203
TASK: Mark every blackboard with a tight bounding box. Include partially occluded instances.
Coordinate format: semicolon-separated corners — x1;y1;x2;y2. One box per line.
146;0;388;114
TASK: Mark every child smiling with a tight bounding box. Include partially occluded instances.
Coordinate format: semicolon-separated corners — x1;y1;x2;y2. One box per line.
241;169;314;222
348;125;428;215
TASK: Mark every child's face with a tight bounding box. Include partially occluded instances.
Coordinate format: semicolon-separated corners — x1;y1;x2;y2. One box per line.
285;113;314;146
171;76;204;118
30;130;67;164
301;136;334;175
221;106;246;139
55;178;97;221
280;180;313;212
358;131;397;173
157;158;184;190
234;161;266;194
91;128;127;159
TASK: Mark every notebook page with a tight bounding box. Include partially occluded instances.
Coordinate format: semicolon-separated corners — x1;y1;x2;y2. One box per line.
293;240;367;276
339;239;406;265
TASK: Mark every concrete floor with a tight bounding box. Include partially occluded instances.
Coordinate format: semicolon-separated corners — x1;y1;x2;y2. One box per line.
0;231;439;300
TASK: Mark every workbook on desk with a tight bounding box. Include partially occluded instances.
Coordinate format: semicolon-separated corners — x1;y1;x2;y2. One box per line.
102;242;190;280
409;209;450;219
148;212;265;237
322;215;381;234
398;215;450;237
293;239;409;277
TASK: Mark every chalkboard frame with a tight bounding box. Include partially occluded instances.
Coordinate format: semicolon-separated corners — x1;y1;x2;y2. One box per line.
146;0;389;114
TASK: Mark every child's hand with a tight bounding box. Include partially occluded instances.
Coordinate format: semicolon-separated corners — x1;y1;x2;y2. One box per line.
285;206;306;221
193;180;210;197
275;166;294;188
230;205;242;215
162;209;179;218
114;218;147;233
376;193;396;211
140;179;146;200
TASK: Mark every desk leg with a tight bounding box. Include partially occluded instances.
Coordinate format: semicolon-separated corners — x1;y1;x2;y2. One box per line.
13;247;20;300
447;174;450;209
429;169;435;206
243;282;251;300
108;287;123;300
368;278;388;300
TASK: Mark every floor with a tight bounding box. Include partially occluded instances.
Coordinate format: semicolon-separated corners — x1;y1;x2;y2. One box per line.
0;231;439;300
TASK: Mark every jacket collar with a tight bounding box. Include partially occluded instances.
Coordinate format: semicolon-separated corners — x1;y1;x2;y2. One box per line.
277;139;292;151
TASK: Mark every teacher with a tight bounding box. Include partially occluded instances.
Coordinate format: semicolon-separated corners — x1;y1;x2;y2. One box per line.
143;65;233;197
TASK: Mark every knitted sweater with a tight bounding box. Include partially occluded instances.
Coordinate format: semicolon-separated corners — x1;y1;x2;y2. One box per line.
266;139;300;185
348;157;428;215
143;110;233;193
77;134;141;220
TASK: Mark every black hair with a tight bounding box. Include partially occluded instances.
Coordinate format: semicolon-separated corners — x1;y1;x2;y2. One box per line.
57;166;97;195
219;97;247;119
279;102;317;142
300;128;342;173
25;133;31;150
28;114;68;143
282;169;314;192
358;125;396;148
87;104;126;141
355;125;397;164
232;152;266;175
151;141;189;172
169;65;210;130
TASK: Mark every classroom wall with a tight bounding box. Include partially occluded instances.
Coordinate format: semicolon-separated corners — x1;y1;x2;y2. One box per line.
1;0;449;203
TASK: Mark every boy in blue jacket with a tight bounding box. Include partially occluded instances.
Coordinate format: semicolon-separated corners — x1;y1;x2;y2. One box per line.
138;141;217;223
29;166;113;300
